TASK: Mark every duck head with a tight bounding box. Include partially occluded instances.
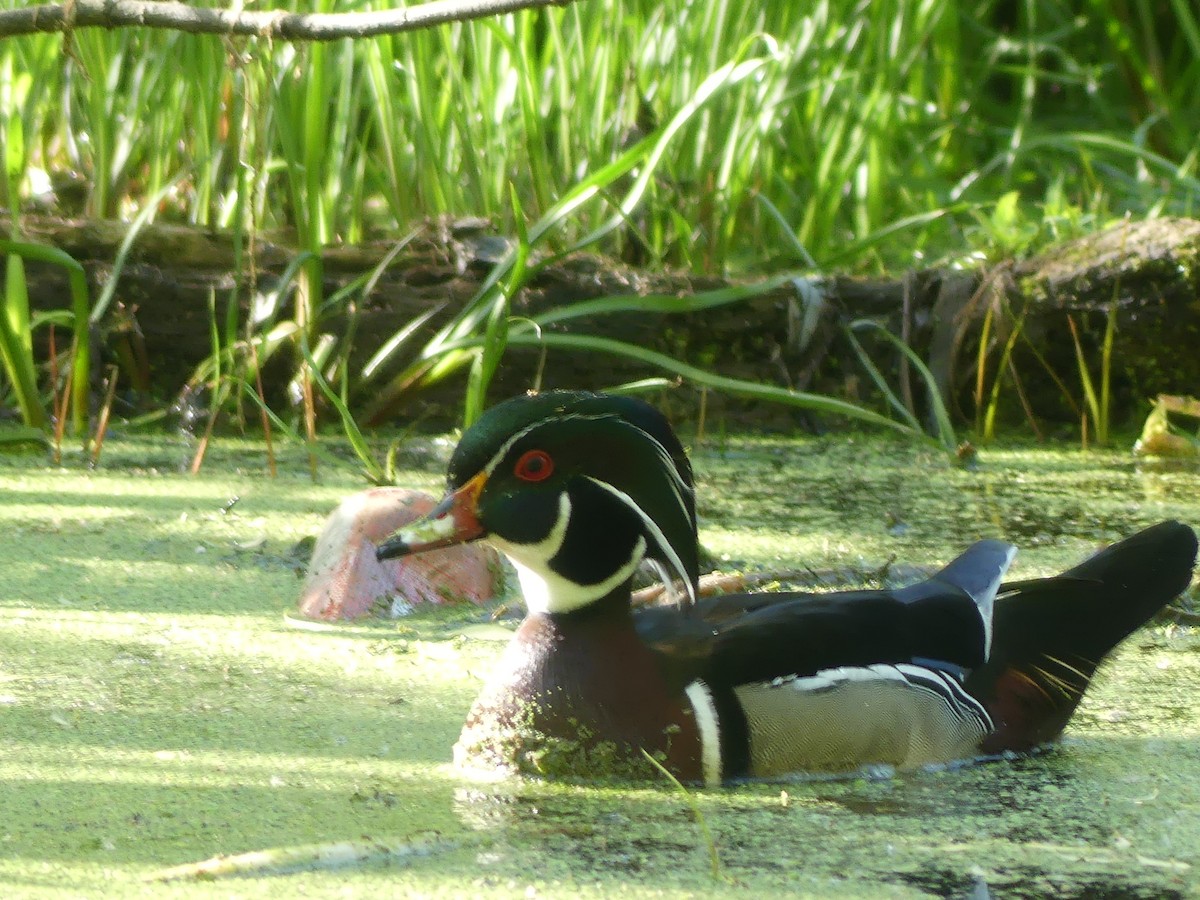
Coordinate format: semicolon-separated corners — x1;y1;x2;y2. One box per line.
376;391;698;615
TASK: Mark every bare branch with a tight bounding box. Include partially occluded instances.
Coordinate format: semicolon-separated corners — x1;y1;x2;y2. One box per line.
0;0;576;41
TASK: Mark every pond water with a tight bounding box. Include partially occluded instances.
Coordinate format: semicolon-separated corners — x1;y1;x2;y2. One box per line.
0;432;1197;898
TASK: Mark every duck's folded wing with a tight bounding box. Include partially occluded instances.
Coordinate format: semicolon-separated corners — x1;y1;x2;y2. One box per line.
655;540;1016;689
701;588;979;687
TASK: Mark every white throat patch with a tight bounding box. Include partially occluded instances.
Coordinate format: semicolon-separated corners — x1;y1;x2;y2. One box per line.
489;491;647;615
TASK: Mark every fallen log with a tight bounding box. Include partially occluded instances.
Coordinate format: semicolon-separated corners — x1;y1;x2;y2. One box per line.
4;212;1198;431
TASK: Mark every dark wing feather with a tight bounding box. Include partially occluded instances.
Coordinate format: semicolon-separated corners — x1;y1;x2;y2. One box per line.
640;540;1014;691
967;520;1197;751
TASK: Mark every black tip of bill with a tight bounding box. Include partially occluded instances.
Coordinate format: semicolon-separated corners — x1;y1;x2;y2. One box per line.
375;536;413;562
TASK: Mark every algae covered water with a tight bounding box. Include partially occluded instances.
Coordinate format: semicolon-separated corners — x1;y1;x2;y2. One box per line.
1;433;1197;897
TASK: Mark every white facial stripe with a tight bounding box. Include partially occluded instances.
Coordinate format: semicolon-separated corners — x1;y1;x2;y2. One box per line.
478;418;552;479
477;411;695;506
647;437;694;518
684;679;722;787
502;539;647;616
584;476;696;606
487;491;647;615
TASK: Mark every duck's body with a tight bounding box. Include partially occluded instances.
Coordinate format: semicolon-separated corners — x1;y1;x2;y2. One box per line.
377;391;1197;785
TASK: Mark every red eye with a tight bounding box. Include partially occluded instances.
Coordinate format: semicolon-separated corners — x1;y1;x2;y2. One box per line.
514;449;554;482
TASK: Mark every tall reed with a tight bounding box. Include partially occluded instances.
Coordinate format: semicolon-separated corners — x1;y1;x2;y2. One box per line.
3;0;1197;273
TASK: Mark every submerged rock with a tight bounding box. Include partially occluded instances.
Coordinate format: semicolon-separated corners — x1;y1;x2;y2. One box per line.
298;488;501;619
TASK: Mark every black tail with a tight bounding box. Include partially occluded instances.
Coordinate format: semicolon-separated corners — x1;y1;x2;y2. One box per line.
965;520;1197;753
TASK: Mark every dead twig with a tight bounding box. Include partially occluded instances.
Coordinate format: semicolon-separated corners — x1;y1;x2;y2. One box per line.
149;832;451;881
1;0;576;40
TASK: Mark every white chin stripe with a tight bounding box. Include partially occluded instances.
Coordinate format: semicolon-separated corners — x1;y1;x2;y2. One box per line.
504;546;644;616
684;680;722;787
489;492;645;615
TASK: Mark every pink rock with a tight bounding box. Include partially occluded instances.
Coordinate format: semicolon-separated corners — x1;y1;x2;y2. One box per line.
298;488;501;620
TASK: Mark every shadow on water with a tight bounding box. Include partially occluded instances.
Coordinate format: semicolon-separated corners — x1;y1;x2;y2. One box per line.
897;867;1189;899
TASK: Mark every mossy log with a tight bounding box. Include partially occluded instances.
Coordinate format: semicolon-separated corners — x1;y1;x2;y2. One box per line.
4;212;1198;430
1006;218;1200;427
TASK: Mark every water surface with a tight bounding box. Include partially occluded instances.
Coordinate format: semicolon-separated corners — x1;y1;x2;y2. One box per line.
1;433;1196;897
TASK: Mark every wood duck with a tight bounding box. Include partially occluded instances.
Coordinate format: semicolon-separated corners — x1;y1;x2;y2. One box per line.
376;390;1197;785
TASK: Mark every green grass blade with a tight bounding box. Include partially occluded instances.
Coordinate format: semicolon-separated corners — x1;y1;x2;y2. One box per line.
843;327;924;433
0;239;90;437
361;305;443;382
298;335;385;483
0;253;45;429
757;195;818;269
91;172;188;323
529;276;795;329
640;748;723;882
1066;315;1101;445
848;318;957;452
238;380;355;474
435;330;927;440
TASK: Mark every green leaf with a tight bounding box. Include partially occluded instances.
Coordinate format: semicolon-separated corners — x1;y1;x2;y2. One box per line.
4;113;23;184
437;330;924;439
848;319;957;453
298;336;386;484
